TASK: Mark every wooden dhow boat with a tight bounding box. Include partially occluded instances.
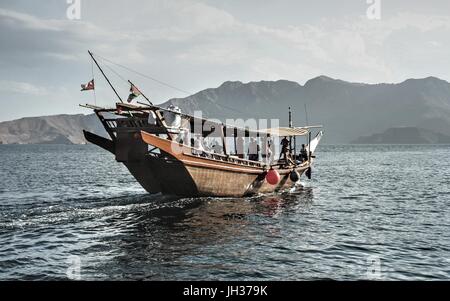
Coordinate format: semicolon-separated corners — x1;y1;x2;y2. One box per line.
139;128;322;197
80;51;324;197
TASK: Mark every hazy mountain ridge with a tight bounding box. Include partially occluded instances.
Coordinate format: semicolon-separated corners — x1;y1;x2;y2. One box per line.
164;76;450;143
1;76;450;144
0;114;106;144
352;127;450;144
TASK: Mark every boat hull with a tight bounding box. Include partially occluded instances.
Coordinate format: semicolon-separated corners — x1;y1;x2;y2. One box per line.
84;128;314;197
84;129;163;194
182;164;306;197
141;153;307;197
140;131;310;197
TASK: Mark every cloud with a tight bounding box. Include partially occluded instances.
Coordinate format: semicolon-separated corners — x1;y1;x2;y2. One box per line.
0;8;61;32
1;0;450;120
0;80;48;96
2;2;450;82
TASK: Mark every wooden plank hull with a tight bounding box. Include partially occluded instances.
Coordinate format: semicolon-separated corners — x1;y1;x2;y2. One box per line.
123;160;163;194
84;129;164;194
85;128;313;197
183;164;306;197
140;131;310;197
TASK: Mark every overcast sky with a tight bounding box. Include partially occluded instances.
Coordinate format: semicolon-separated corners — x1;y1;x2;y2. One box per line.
1;0;450;121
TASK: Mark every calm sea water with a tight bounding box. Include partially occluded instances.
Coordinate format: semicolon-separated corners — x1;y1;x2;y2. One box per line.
0;144;449;280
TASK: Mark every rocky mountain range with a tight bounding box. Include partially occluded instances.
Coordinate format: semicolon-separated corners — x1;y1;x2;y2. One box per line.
0;114;106;144
1;76;450;144
164;76;450;144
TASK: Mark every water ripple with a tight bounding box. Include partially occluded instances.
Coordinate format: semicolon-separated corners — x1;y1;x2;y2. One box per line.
0;144;449;280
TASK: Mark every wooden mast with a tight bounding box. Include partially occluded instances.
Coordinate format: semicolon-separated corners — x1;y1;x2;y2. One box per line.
289;107;294;158
221;124;228;155
128;80;173;140
233;128;238;156
308;131;311;163
88;50;123;103
128;80;153;106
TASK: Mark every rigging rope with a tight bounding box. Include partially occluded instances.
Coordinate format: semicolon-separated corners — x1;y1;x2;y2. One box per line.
102;61;129;85
91;58;97;106
94;53;192;95
90;52;249;116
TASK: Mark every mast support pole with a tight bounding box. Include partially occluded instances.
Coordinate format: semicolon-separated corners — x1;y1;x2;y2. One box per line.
128;80;153;106
88;50;123;103
288;107;293;156
221;124;228;156
308;131;311;164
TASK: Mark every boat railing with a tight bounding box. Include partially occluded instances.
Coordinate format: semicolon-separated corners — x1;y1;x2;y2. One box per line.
188;149;264;168
104;118;148;128
104;119;118;130
101;117;167;134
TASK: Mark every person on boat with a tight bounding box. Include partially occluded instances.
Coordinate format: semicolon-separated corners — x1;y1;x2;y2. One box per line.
300;144;308;162
193;136;207;157
175;134;184;145
166;105;181;127
262;136;273;164
279;136;290;160
212;143;223;154
248;137;260;161
147;110;157;125
236;136;244;159
179;129;190;146
201;137;210;154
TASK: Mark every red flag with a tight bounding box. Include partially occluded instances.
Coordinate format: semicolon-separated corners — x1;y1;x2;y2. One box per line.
81;79;95;91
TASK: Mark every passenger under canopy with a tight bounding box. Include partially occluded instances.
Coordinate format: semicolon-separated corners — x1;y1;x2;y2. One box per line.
259;126;323;137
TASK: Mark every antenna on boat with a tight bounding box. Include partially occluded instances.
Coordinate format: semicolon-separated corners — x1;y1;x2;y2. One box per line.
289;107;294;156
304;103;312;178
288;106;293;128
88;50;124;103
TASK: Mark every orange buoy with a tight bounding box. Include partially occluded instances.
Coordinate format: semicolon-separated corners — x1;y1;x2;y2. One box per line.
266;168;280;185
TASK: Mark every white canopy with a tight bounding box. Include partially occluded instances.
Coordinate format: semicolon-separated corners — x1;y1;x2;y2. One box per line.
259;126;322;137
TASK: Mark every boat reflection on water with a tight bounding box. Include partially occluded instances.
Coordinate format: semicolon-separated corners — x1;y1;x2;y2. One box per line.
257;186;314;218
139;186;314;240
99;187;315;279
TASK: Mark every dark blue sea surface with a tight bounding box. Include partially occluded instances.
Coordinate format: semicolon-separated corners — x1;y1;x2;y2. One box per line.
0;144;449;280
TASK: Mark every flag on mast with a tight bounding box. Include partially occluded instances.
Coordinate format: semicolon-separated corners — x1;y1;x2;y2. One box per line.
81;79;95;91
127;83;141;103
